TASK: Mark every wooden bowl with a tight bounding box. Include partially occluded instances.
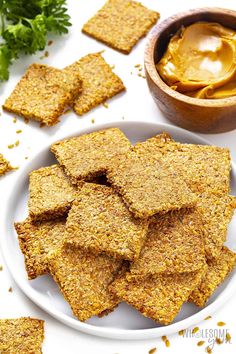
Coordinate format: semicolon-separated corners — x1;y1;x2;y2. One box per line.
144;7;236;134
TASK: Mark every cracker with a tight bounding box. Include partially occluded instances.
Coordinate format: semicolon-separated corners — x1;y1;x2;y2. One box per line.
129;208;206;278
107;136;197;218
3;63;82;126
66;52;125;115
0;153;13;176
197;194;236;259
189;246;236;307
110;269;204;325
135;135;231;196
28;164;77;221
64;183;149;261
51;128;131;184
48;244;123;321
82;0;159;54
0;317;44;354
15;217;66;279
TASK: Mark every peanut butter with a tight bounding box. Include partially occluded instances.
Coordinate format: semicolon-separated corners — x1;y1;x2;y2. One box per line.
157;22;236;99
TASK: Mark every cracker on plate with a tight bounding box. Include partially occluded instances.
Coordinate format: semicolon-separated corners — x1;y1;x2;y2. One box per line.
197;194;236;259
28;164;77;221
66;52;125;115
3;63;82;126
15;217;66;279
110;269;204;325
189;246;236;307
107;135;197;218
51;128;131;184
82;0;159;54
129;208;206;278
0;317;44;354
0;153;13;176
135;134;231;196
48;244;123;321
64;183;149;261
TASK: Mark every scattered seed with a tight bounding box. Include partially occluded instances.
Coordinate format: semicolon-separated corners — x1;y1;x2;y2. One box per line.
91;118;95;124
48;40;53;46
0;265;3;271
110;65;115;69
8;144;14;149
13;117;17;123
204;316;212;320
165;339;170;348
149;348;157;354
197;341;205;346
205;346;212;353
226;332;231;343
161;336;167;342
217;321;226;327
103;102;109;108
134;64;141;68
192;327;199;334
8;286;13;292
15;140;20;146
178;329;185;336
25;156;29;160
44;51;49;57
16;129;22;134
215;337;223;345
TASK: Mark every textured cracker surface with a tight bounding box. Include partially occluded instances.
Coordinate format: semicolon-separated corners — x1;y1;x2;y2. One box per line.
15;217;66;279
3;63;82;126
0;317;44;354
65;183;149;261
0;153;12;176
107;135;197;218
189;246;236;307
48;245;122;321
110;270;204;324
197;194;236;259
28;164;77;221
137;135;231;196
130;208;206;277
66;52;125;115
51;128;131;184
82;0;159;54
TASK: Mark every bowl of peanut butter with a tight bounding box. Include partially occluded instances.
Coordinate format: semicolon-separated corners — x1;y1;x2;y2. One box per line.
145;7;236;133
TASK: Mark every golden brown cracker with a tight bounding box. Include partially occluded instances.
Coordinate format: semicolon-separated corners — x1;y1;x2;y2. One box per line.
3;63;82;126
82;0;159;54
0;153;13;176
66;52;125;115
189;246;236;307
64;183;149;261
48;244;122;322
51;128;131;184
0;317;44;354
15;217;66;279
28;164;77;221
110;269;204;325
130;208;206;278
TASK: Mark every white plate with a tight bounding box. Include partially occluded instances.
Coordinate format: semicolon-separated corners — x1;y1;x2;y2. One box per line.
1;121;236;340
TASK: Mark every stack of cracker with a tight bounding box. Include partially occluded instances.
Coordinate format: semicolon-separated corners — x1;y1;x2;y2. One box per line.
15;128;236;324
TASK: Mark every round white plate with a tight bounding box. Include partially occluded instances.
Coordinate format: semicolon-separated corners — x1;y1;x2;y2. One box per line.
1;121;236;340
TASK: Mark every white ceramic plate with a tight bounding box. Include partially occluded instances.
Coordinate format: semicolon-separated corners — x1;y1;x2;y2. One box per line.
1;121;236;340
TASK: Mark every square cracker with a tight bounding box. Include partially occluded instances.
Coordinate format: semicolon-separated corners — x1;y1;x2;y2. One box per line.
0;153;13;176
110;269;204;325
51;128;131;184
189;246;236;307
129;208;206;278
28;164;77;221
197;194;236;259
48;244;123;321
15;217;66;279
107;135;197;218
64;183;149;261
135;134;231;196
0;317;44;354
82;0;159;54
3;63;82;126
66;52;125;115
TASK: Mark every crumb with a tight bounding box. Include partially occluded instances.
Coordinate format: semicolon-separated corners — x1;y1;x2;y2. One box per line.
103;102;109;108
204;316;212;320
24;118;29;124
8;287;13;292
48;40;53;46
44;51;49;57
13;117;17;123
0;265;3;271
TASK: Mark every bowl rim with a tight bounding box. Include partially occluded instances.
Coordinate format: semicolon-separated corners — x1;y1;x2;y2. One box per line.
1;119;236;340
144;7;236;108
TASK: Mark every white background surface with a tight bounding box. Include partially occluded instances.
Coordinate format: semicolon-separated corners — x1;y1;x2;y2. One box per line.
0;0;236;353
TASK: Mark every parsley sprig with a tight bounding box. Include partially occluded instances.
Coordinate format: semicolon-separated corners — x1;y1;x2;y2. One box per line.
0;0;71;82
